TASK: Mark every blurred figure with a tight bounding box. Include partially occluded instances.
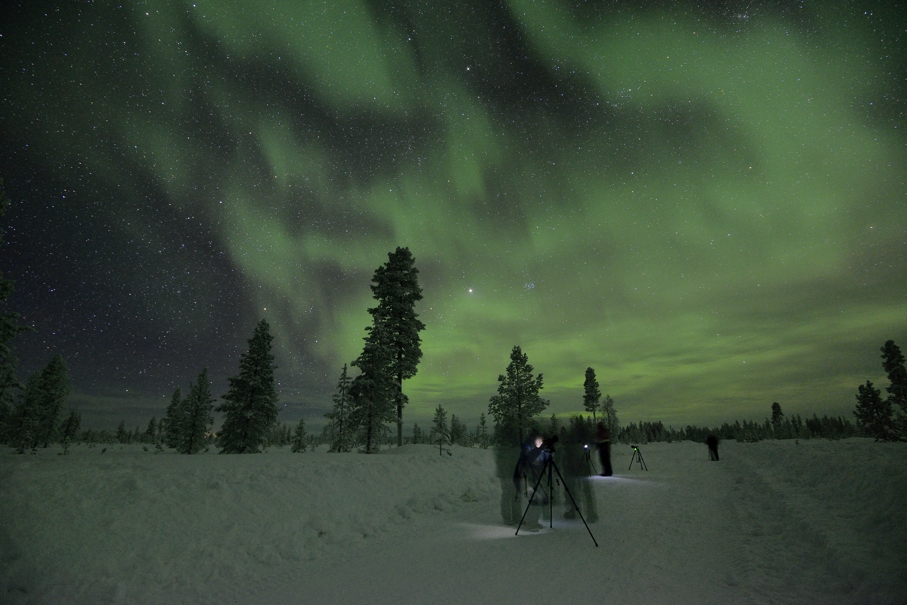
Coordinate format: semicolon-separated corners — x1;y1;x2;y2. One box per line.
596;422;613;477
559;428;599;523
707;434;720;461
493;444;523;525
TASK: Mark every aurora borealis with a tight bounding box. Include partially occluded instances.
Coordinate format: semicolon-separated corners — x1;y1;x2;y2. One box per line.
1;1;905;430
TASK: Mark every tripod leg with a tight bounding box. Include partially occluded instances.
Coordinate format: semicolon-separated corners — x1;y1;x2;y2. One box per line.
628;451;635;471
550;459;599;547
515;459;549;535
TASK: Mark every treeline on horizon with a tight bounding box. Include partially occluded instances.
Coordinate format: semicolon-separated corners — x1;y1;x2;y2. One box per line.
1;176;905;455
8;401;863;451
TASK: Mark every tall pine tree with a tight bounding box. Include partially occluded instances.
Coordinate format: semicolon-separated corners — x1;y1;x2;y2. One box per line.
582;367;601;420
349;318;396;454
179;368;215;454
367;247;425;447
880;340;907;436
488;346;549;446
217;319;279;454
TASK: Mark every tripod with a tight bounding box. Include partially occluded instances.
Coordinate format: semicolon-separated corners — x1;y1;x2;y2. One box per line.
581;444;598;477
629;445;648;471
516;451;599;546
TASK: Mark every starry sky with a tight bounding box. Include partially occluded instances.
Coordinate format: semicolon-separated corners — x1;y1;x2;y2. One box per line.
0;0;905;432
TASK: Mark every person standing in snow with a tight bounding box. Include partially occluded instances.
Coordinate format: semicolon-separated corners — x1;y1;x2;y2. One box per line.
513;434;548;530
706;434;720;461
596;422;613;476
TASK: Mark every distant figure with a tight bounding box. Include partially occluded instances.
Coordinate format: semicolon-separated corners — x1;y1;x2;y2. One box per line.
706;434;720;461
596;422;613;477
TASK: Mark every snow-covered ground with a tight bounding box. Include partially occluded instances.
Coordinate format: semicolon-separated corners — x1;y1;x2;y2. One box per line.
1;438;905;604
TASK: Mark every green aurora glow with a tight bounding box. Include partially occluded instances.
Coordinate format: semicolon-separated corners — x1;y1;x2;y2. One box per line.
1;1;904;429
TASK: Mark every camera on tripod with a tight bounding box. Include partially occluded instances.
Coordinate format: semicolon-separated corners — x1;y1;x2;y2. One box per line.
631;444;639;450
541;434;559;452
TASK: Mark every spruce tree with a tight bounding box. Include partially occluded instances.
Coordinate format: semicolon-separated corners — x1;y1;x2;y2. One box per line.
412;422;423;444
853;380;892;440
35;355;69;448
163;388;183;449
291;417;307;453
431;404;450;455
367;247;425;447
487;346;549;446
348;319;396;454
583;367;601;420
10;356;70;451
880;340;907;437
0;180;32;441
11;372;43;453
770;402;785;438
179;368;215;454
325;363;354;452
144;417;158;444
217;319;279;454
476;412;489;449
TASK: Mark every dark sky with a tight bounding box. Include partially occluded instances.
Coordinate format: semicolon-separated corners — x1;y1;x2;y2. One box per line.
1;0;905;431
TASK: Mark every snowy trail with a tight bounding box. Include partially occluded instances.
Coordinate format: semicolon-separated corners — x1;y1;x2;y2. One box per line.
242;442;744;605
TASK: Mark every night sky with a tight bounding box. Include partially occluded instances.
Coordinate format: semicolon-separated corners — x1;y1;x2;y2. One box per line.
1;0;905;431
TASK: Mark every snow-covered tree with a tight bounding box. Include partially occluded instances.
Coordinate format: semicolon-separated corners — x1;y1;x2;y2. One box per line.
217;319;279;454
291;417;307;453
179;368;215;454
